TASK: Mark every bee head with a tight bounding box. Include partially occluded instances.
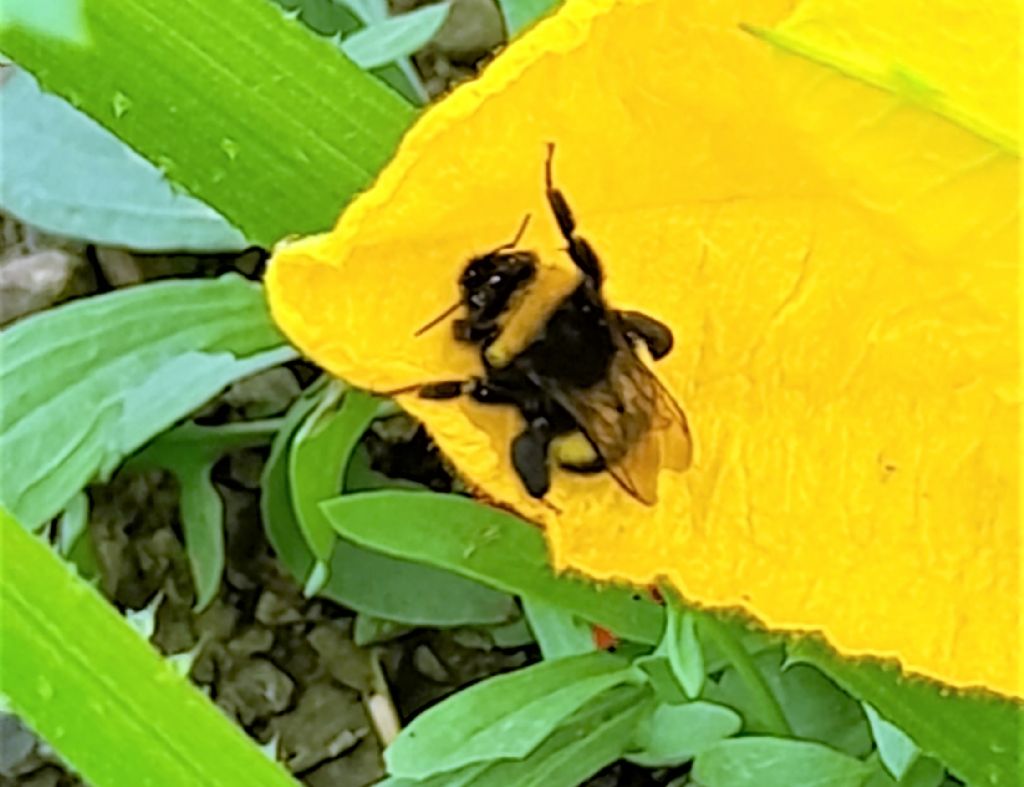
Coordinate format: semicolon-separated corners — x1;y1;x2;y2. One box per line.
459;251;537;326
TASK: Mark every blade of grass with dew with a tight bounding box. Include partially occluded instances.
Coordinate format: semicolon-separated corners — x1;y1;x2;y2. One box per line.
0;0;416;247
0;507;299;787
321;489;665;644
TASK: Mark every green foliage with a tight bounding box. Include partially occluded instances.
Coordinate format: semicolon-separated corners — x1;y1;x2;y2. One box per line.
321;490;665;644
521;596;595;659
692;737;872;787
624;701;742;767
0;508;299;787
339;1;451;70
0;0;416;246
0;0;88;44
789;638;1023;786
0;71;248;251
385;651;636;778
0;275;294;528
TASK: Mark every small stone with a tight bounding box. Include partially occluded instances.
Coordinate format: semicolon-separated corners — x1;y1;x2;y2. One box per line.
0;249;85;325
223;367;300;419
273;685;369;772
412;644;450;683
218;659;295;725
304;738;384;787
255;589;304;626
0;714;37;777
430;0;504;63
94;247;143;286
308;622;373;693
227;625;275;657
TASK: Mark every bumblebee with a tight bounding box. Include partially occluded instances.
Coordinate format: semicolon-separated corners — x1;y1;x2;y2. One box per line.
404;144;692;504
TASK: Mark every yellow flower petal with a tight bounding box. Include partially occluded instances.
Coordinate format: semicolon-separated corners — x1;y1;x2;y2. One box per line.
267;0;1020;696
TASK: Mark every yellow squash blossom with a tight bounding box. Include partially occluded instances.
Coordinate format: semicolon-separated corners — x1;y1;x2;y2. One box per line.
267;0;1020;696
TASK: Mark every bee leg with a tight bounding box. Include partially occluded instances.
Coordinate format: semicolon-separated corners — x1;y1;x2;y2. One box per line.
511;417;555;498
617;310;674;360
417;380;468;399
545;143;604;287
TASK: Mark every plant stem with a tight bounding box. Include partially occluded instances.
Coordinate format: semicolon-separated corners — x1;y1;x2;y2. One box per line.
698;613;793;737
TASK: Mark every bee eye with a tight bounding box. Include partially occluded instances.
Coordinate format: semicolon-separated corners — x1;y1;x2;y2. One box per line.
488;275;502;285
470;293;486;306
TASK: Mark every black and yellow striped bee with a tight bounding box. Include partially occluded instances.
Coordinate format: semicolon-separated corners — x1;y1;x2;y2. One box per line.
401;144;692;504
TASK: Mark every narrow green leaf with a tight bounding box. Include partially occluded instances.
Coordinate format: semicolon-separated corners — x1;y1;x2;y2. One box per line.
340;2;450;69
322;538;517;626
697;615;793;739
0;0;88;44
496;0;559;37
863;703;921;781
0;508;299;787
665;604;703;698
0;71;247;251
321;490;665;644
704;647;871;757
469;684;655;787
175;460;223;611
788;637;1022;786
0;275;293;528
0;0;416;246
625;701;742;768
56;490;97;581
260;380;328;584
56;491;89;558
521;596;595;660
385;651;633;778
289;387;377;560
693;737;871;787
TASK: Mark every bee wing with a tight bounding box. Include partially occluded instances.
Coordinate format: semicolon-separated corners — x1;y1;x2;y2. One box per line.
537;344;692;505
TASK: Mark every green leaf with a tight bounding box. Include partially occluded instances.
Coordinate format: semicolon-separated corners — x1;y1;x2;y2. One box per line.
289;387;377;561
0;508;299;787
521;596;595;660
0;0;416;247
692;737;871;787
467;684;655;787
0;275;294;529
322;538;517;627
385;651;634;778
495;0;559;37
664;604;703;698
863;703;921;781
56;490;98;581
329;0;430;105
260;380;328;584
625;700;742;767
704;647;871;757
382;685;654;787
175;460;223;611
788;637;1023;786
0;71;247;251
340;2;450;70
0;0;88;44
321;490;665;644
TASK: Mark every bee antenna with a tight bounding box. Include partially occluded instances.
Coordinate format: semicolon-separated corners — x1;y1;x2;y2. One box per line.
413;299;461;337
545;141;556;190
492;213;532;252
